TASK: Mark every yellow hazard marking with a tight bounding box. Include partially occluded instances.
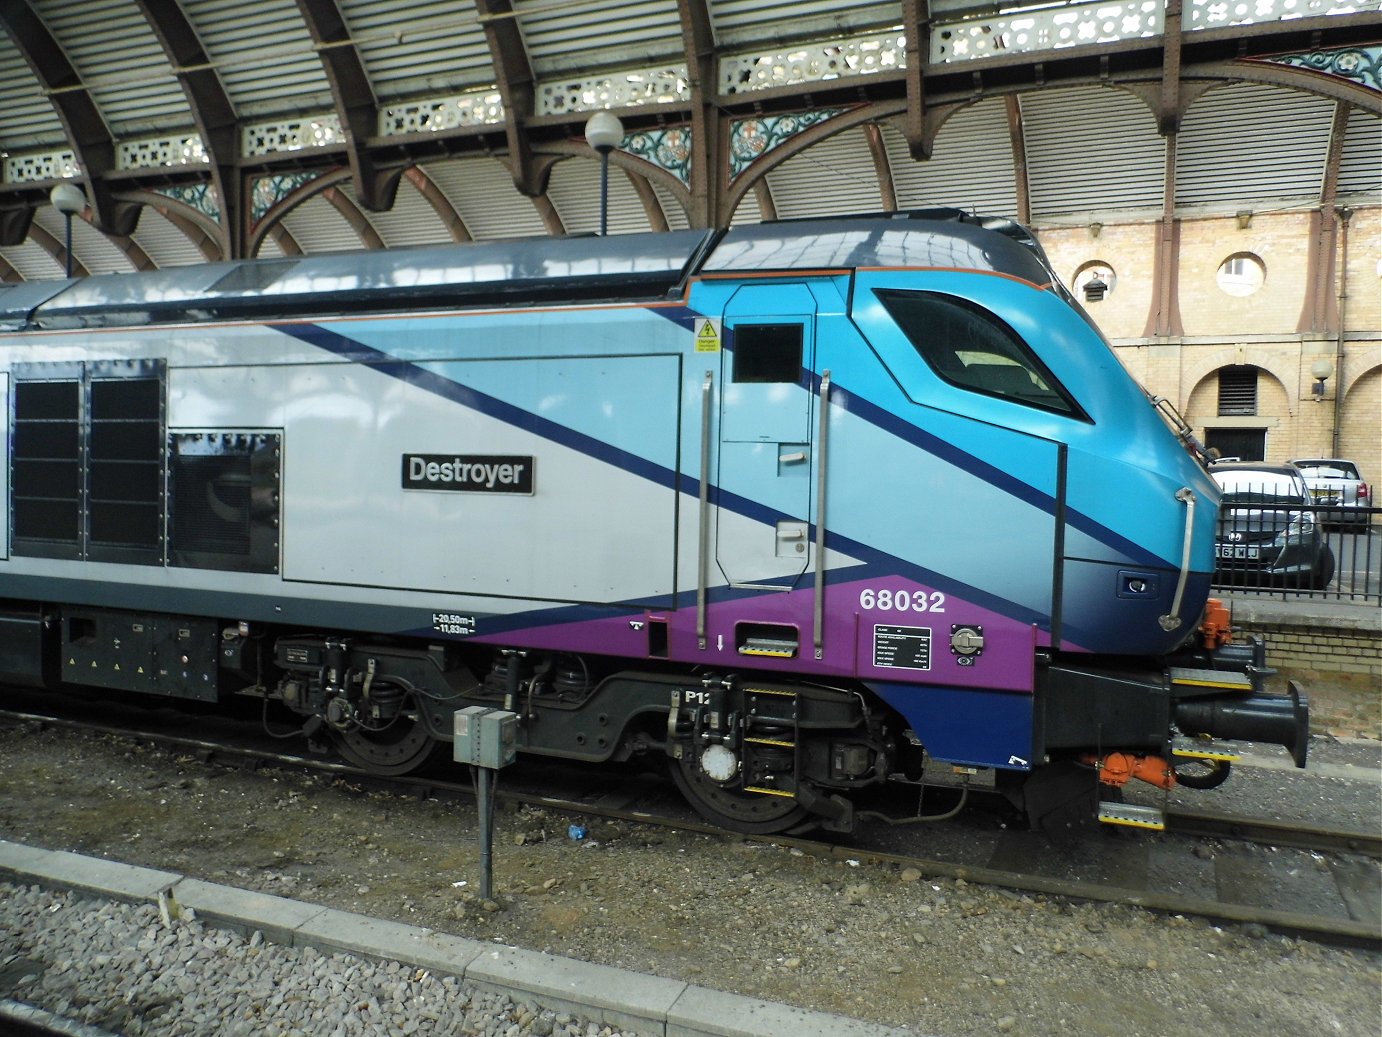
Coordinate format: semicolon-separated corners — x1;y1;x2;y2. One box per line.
694;317;721;353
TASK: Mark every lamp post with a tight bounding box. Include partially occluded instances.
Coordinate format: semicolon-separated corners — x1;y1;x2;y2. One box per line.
584;110;624;236
49;182;86;278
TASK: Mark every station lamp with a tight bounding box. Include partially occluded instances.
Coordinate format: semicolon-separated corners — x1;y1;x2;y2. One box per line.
584;110;624;236
49;181;86;278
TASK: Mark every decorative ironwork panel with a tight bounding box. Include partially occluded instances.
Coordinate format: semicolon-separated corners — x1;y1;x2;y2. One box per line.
721;31;905;94
931;1;1160;62
624;126;693;184
537;64;689;116
5;151;80;183
251;171;326;223
155;184;221;222
1187;0;1382;30
730;110;844;179
380;90;506;135
1257;45;1382;91
243;115;344;157
118;135;208;170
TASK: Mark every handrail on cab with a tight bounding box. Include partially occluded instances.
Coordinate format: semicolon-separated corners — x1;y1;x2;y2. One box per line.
1159;487;1197;631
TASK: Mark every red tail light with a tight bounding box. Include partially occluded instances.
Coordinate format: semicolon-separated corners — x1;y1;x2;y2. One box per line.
1360;482;1370;503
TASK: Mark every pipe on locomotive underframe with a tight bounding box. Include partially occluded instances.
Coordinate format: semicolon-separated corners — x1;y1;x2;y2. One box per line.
1173;680;1309;768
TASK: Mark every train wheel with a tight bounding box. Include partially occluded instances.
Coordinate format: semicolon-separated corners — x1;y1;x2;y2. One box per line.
669;755;811;834
329;708;443;776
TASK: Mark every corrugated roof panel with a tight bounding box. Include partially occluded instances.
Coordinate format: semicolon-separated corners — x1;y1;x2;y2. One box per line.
256;234;286;260
279;194;372;254
546;156;653;235
33;0;186;135
729;186;764;226
650;180;690;230
32;207;135;276
184;0;334;117
885;100;1020;219
515;0;684;76
1022;86;1164;217
127;208;210;270
1338;110;1381;203
341;0;496;95
373;178;455;249
0;35;68;148
422;156;550;241
763;125;886;219
710;0;902;48
1176;83;1334;211
0;240;67;281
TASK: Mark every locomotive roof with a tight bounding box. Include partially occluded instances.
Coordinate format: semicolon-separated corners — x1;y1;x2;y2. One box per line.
1;209;1057;331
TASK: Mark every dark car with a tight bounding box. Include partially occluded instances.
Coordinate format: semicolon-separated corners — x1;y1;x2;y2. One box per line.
1289;458;1372;530
1210;462;1335;588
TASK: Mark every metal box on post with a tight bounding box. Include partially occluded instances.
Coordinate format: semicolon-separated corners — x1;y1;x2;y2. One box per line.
453;705;518;768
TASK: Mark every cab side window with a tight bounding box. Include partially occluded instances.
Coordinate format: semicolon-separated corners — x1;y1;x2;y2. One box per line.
875;289;1086;419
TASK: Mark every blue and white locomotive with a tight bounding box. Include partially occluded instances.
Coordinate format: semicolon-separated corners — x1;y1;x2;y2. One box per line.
0;210;1306;832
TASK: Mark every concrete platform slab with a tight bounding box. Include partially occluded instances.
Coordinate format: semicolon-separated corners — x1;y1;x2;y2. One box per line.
466;943;686;1035
0;842;179;903
668;985;915;1037
294;905;487;977
172;876;327;944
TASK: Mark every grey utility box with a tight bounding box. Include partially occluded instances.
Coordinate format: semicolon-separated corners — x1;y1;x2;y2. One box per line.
453;706;518;768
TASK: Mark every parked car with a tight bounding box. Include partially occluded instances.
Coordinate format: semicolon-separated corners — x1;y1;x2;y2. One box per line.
1210;462;1336;589
1289;458;1373;530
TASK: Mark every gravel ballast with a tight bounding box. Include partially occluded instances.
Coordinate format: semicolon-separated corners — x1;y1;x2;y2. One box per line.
0;719;1378;1037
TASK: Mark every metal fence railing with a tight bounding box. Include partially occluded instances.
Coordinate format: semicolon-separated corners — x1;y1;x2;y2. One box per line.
1209;499;1379;603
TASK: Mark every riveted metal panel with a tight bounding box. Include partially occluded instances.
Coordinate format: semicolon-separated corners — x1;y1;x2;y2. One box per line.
1176;82;1334;211
1022;86;1164;217
340;0;495;95
1338;110;1381;202
0;37;67;148
422;156;549;241
764;126;885;219
515;0;683;76
885;101;1020;219
32;0;186;134
183;0;334;116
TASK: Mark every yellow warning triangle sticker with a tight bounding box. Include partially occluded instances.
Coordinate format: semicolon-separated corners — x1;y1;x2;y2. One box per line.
697;323;718;340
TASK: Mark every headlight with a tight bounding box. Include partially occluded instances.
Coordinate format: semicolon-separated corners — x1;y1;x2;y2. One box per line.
1284;513;1315;537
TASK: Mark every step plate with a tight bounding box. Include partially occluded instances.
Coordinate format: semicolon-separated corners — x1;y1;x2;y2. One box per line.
1097;802;1166;831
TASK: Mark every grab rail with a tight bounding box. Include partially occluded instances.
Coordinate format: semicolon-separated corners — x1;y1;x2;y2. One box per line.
813;370;831;659
697;370;713;649
1159;486;1196;631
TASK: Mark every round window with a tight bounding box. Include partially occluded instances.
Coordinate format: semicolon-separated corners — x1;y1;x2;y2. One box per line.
1217;253;1265;297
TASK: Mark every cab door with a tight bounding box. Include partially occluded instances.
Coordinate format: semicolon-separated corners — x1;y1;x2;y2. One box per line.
715;284;816;587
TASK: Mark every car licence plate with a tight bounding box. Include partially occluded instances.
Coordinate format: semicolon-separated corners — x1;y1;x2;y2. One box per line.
1216;545;1260;560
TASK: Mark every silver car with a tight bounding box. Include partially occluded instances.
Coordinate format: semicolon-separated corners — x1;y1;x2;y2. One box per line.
1289;458;1372;529
1210;462;1336;588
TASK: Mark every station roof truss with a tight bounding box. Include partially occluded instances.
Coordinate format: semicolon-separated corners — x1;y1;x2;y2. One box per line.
0;0;1376;279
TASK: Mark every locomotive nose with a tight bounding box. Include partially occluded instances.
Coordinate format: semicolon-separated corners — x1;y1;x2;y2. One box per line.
1173;679;1309;768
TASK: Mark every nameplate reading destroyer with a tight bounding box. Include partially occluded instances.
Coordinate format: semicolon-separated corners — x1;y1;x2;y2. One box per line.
401;454;535;494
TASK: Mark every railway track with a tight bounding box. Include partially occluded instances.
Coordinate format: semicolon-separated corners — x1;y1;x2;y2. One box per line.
1;702;1378;950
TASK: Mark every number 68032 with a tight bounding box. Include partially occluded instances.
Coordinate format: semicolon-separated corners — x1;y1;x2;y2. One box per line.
858;588;946;613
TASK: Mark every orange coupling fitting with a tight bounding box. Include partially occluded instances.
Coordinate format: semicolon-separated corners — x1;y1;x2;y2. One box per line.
1199;597;1233;650
1081;752;1178;790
